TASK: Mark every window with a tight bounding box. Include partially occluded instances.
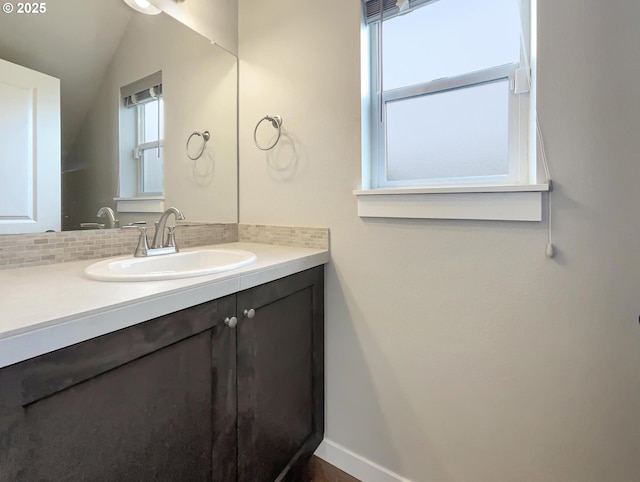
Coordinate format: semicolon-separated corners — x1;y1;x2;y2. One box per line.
358;0;547;221
135;98;164;195
116;72;165;214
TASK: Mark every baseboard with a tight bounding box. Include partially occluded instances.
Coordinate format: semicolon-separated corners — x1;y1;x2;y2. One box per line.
314;439;413;482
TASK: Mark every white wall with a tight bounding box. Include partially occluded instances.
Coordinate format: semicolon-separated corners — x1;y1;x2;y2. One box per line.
238;0;640;480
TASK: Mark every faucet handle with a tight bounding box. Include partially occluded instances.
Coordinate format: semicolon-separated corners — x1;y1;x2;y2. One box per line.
80;222;106;229
123;225;149;257
122;224;146;231
165;225;179;251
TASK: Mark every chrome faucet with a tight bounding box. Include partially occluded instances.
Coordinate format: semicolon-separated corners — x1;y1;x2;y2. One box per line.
123;208;185;257
152;207;185;249
96;207;118;229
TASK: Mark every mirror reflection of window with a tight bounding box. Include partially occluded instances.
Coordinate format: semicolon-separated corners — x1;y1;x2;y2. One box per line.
120;71;164;197
138;98;164;194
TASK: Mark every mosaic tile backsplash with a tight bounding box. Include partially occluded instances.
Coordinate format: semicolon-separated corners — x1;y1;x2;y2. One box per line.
238;224;329;250
0;223;328;271
0;224;238;271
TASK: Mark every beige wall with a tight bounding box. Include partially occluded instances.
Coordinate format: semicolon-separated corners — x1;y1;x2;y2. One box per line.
238;0;640;480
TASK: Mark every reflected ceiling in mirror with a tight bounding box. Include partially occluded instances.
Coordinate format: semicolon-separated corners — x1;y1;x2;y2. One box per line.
0;0;238;234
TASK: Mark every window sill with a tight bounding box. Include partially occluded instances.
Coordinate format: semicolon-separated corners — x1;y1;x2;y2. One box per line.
354;184;549;222
114;196;165;214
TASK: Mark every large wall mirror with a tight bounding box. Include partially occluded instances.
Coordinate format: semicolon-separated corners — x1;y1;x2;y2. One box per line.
0;0;238;234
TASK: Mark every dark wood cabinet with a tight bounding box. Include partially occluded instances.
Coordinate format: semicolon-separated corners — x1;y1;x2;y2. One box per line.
237;266;324;482
0;266;324;482
0;294;236;482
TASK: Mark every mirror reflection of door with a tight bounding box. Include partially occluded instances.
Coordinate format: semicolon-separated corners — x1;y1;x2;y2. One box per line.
0;59;60;234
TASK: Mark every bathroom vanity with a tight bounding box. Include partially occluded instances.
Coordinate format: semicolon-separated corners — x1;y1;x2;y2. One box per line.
0;242;327;481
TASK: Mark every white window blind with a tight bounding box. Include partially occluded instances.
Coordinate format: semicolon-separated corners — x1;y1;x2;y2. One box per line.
121;71;162;108
363;0;440;24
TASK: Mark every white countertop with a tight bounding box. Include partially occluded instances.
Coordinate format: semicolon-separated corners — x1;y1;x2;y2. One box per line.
0;242;329;368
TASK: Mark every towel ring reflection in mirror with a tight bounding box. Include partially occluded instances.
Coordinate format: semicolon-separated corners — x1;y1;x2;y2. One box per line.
254;115;282;151
186;130;210;160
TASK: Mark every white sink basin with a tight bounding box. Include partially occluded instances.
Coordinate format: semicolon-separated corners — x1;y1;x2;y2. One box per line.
84;248;257;281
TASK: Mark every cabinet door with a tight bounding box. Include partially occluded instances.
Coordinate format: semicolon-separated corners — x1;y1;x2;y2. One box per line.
212;295;238;482
0;295;236;482
237;266;324;482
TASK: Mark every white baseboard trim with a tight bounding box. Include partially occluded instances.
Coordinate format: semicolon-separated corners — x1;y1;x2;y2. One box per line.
314;439;413;482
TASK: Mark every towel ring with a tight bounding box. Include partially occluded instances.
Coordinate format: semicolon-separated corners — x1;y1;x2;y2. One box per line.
254;115;282;151
186;130;210;160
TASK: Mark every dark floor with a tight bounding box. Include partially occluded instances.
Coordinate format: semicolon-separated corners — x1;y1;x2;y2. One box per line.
306;456;361;482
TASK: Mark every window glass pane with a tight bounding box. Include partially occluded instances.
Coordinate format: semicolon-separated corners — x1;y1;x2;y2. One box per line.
386;80;509;181
143;98;163;143
142;148;163;193
382;0;520;90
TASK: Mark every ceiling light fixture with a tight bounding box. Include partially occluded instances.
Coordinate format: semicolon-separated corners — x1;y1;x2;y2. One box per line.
122;0;162;15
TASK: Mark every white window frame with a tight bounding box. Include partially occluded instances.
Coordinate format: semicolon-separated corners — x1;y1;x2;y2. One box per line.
356;0;549;222
134;99;163;197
